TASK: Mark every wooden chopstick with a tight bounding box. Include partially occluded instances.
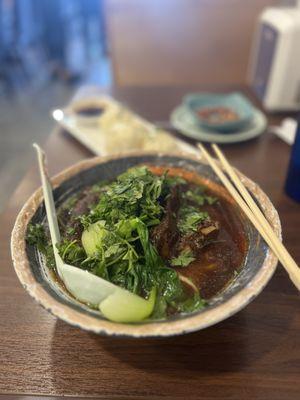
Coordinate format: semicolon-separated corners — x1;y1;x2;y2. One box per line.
211;143;299;278
197;143;300;291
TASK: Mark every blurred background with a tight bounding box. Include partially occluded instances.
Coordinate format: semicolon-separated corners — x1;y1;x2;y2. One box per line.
0;0;299;210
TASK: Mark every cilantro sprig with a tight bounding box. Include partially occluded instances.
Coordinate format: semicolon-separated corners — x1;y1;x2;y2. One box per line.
80;166;165;228
170;248;196;267
183;187;217;206
178;206;210;234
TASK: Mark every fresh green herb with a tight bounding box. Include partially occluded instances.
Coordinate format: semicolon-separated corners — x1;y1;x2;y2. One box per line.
151;275;206;319
170;248;196;267
58;239;86;266
66;226;76;236
80;166;165;228
183;187;217;206
206;196;218;205
26;223;56;269
90;181;109;193
177;293;206;313
178;206;209;234
80;216;169;297
27;223;48;252
44;246;56;269
165;175;187;187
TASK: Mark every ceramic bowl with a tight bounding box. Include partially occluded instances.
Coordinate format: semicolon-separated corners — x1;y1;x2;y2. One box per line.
11;153;281;337
184;92;254;132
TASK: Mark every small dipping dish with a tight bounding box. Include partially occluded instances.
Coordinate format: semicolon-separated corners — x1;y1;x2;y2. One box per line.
68;98;108;126
184;92;254;132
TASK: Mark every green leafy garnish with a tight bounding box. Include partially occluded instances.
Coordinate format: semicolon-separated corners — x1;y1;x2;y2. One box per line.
183;187;217;206
66;226;76;236
165;175;187;187
26;223;56;269
170;249;196;267
90;180;109;193
80;166;165;228
178;293;206;313
27;223;47;252
58;239;86;266
178;206;209;234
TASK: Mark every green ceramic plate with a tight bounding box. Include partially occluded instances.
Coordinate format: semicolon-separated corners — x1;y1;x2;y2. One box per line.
171;105;267;143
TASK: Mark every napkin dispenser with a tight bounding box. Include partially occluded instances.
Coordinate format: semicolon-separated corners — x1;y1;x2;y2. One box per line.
249;5;300;111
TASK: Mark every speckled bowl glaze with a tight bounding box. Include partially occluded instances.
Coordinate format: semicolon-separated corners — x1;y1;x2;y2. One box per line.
11;153;281;337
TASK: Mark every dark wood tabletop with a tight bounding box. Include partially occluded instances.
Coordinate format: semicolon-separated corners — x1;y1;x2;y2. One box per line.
0;86;299;400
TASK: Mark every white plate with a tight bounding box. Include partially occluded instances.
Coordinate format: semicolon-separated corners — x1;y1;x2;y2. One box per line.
170;105;267;143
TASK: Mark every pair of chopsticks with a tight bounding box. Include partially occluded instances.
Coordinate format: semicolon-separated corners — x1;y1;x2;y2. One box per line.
198;143;300;291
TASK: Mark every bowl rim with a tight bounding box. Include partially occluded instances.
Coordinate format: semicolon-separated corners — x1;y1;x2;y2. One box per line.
11;151;281;337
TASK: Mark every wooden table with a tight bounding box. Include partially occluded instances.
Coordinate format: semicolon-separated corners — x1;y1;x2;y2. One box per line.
0;86;299;400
